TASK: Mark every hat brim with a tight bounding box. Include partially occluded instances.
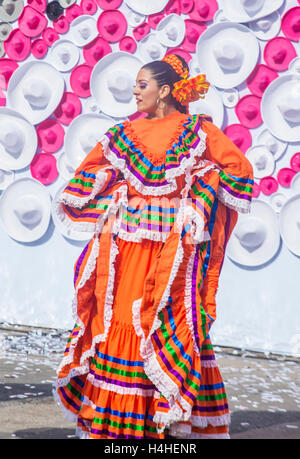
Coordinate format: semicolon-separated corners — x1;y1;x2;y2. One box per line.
49;39;80;72
189;85;225;129
0;107;37;171
227;200;281;267
279;193;300;257
261;74;300;142
0;177;51;243
124;0;169;15
196;22;259;89
222;0;284;23
6;61;64;125
65;113;115;169
90;51;143;117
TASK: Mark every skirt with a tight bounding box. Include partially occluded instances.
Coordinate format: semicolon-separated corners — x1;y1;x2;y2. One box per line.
55;237;230;439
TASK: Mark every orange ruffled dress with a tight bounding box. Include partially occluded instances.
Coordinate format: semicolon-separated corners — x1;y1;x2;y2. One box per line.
53;110;254;439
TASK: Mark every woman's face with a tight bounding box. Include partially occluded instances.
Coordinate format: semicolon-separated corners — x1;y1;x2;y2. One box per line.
133;68;170;114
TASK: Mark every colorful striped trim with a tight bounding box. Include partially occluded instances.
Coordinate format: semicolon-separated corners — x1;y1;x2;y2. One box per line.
99;115;207;196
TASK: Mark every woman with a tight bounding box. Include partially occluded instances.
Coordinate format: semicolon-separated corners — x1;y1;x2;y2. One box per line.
53;54;254;439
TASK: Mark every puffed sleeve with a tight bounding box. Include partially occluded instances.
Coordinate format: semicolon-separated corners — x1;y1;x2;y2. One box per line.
56;141;122;233
201;120;254;214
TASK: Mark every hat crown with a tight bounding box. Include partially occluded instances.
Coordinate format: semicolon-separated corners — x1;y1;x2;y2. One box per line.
107;71;133;102
213;39;244;72
241;0;264;16
13;195;43;229
0;123;24;156
235;217;267;251
256;18;272;32
22;78;51;109
58;47;71;64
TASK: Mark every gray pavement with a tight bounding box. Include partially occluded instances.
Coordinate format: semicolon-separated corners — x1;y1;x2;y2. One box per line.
0;322;299;440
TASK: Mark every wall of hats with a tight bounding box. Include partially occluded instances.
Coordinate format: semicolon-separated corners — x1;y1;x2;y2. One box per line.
0;0;300;356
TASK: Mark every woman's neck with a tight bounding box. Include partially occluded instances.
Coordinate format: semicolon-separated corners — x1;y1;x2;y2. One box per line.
145;105;178;120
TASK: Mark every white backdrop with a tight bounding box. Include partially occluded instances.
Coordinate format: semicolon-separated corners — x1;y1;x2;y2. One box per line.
0;0;300;357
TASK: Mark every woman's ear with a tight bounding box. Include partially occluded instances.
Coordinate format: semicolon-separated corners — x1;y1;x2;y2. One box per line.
159;84;171;99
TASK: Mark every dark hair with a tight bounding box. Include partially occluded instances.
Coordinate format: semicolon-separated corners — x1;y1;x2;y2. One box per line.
141;55;189;114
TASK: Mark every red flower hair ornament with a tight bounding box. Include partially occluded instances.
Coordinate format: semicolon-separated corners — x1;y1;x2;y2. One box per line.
162;54;210;106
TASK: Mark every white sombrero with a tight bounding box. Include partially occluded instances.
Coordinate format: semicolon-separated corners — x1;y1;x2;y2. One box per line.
227;200;281;267
245;145;275;179
138;33;167;63
0;107;37;171
124;0;169;15
51;183;94;241
67;15;98;47
57;151;76;182
261;74;300;142
291;173;300;193
90;51;143;118
257;129;287;162
279;194;300;257
6;61;64;125
189;84;224;129
289;57;300;76
269;192;288;214
0;177;51;243
156;13;186;48
49;39;80;73
247;11;281;41
64;113;115;170
196;22;259;89
221;88;240;108
0;169;14;190
221;0;284;23
127;9;145;27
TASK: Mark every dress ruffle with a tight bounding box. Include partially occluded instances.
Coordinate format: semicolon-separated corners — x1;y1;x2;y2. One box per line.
53;111;254;439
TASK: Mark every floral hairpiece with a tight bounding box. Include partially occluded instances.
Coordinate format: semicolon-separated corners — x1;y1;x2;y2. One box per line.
162;54;210;106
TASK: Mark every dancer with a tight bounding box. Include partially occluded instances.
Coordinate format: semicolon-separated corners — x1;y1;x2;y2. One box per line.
53;54;254;439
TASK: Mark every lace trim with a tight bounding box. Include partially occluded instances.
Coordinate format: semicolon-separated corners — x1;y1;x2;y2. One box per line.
58;167;111;209
117;228;171;243
169;413;230;437
86;373;155;397
54;200;97;234
98;123;208;197
184;248;200;355
218;186;251;214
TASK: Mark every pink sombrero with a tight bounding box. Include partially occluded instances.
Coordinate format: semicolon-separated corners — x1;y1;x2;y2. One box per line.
264;37;297;72
181;0;194;14
96;0;123;9
81;0;98;15
277;168;296;188
291;152;300;172
133;22;150;41
165;47;192;63
31;38;48;59
247;64;278;98
164;0;180;15
281;6;300;42
97;10;127;43
119;36;137;54
83;36;112;66
70;63;92;98
259;176;278;196
181;19;206;53
42;27;59;46
36;119;65;153
188;0;218;22
18;5;47;38
53;15;70;35
30;152;58;185
235;95;262;129
0;58;19;90
3;28;31;61
54;91;82;126
223;124;252;154
65;4;83;22
252;182;261;199
27;0;47;12
148;12;165;29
